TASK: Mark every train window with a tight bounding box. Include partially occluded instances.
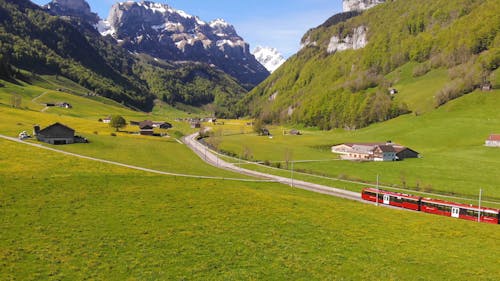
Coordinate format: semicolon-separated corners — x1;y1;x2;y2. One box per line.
484;212;499;219
364;191;376;197
393;196;402;203
437;204;451;212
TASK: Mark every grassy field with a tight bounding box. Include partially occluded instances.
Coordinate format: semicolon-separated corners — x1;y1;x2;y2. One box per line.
1;73;499;280
216;89;500;202
1;138;499;280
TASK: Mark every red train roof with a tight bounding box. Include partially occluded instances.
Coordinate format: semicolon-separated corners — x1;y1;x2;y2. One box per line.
362;188;421;200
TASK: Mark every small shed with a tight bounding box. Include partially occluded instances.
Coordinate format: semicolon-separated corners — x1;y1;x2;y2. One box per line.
102;116;112;124
159;122;172;129
481;82;492;92
394;147;420;159
58;102;72;109
260;128;271;136
34;123;76;145
191;122;201;129
139;120;154;136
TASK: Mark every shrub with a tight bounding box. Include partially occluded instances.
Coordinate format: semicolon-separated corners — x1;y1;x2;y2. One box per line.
412;62;431;77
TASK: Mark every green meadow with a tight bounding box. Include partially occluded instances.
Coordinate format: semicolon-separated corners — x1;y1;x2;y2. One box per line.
215;64;500;203
1;73;499;280
218;90;500;202
1;139;499;280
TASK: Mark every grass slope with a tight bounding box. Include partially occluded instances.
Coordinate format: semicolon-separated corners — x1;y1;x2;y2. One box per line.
1;139;499;280
218;89;500;201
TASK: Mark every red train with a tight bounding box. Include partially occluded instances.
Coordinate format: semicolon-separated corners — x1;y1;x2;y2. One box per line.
362;188;500;224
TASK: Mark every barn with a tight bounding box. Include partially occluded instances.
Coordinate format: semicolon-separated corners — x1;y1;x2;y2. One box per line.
34;123;76;145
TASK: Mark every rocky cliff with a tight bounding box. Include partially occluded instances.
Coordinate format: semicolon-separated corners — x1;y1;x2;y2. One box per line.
100;1;269;88
44;0;99;24
343;0;386;12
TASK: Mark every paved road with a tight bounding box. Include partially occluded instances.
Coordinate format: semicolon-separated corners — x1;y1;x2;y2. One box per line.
182;133;362;202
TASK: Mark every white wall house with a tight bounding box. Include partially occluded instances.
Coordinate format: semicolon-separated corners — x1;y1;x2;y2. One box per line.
332;142;414;162
485;134;500;147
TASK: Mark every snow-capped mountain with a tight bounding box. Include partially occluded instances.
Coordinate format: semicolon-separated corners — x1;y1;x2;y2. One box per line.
101;1;269;87
252;46;286;73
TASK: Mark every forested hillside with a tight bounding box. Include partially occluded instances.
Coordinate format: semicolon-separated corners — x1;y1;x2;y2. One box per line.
238;0;500;129
0;0;246;115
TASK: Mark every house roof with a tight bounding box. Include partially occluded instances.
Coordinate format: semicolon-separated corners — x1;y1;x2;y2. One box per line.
488;134;500;141
38;122;75;138
376;145;396;153
139;120;154;129
39;122;75;134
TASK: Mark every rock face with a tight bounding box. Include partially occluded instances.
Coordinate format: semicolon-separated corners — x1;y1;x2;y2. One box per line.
343;0;386;12
102;1;269;87
44;0;99;24
327;26;368;53
252;46;286;73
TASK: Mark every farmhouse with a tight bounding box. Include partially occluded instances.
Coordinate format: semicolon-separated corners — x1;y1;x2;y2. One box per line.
190;121;201;129
332;142;419;161
485;134;500;147
102;116;111;124
34;123;85;145
57;102;72;108
139;120;154;136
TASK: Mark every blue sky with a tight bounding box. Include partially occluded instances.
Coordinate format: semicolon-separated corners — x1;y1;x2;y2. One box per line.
32;0;343;57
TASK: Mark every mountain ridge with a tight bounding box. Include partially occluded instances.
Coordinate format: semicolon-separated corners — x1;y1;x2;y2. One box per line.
238;0;500;129
0;0;247;116
100;1;269;88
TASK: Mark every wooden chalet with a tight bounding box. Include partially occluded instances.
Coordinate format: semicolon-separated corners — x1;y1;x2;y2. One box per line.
139;120;154;136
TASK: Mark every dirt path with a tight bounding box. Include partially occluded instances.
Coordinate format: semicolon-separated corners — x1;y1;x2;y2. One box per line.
31;91;50;112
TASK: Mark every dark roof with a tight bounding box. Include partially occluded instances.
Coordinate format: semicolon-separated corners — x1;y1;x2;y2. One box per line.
376;145;396;153
38;122;75;137
139;120;154;129
394;146;420;155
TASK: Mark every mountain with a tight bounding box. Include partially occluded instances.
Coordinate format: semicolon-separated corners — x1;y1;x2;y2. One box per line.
0;0;246;116
44;0;99;24
100;1;269;89
252;46;286;73
237;0;500;130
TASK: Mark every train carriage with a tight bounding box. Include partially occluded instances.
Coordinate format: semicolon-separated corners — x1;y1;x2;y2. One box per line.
361;188;500;225
420;198;500;225
361;188;421;211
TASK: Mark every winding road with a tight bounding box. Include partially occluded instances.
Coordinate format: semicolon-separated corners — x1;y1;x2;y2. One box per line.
182;133;362;202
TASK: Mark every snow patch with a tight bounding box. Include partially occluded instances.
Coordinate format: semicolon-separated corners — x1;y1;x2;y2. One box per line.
252;46;286;73
96;20;115;36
